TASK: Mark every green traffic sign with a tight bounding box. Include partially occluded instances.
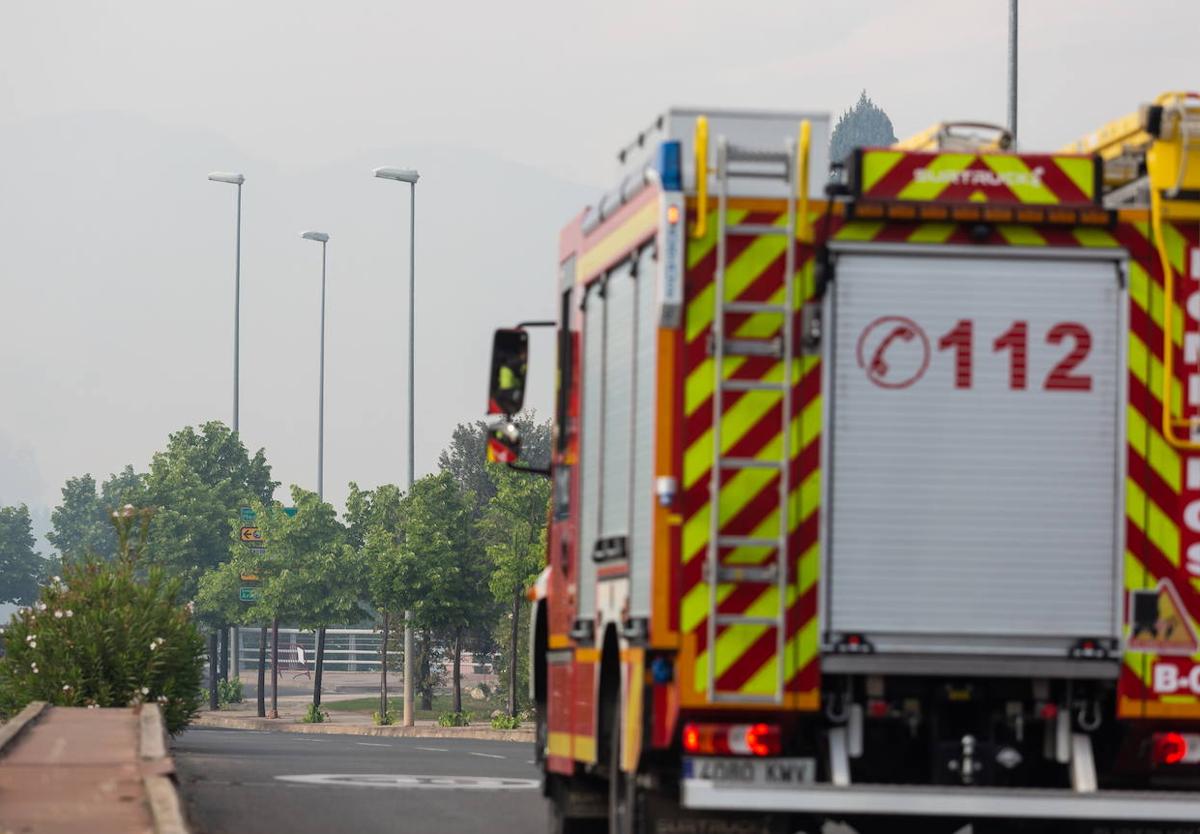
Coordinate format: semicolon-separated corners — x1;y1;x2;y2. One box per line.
239;587;258;603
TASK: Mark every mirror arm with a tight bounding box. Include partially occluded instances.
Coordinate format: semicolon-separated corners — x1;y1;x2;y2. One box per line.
506;462;552;478
515;320;556;330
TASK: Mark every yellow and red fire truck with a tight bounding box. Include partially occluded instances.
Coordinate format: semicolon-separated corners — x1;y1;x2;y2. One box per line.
487;95;1200;832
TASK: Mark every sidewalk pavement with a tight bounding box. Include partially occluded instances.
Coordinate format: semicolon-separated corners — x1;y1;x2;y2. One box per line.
0;702;188;834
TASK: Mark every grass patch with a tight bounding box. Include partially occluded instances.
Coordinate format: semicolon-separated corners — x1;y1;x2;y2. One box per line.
324;692;511;722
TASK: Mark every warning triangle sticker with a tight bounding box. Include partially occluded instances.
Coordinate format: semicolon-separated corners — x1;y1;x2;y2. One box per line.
1127;579;1200;656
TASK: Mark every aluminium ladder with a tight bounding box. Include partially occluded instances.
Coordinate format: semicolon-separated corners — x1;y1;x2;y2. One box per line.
705;133;800;704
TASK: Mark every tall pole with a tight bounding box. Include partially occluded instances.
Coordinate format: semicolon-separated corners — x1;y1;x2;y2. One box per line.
1007;0;1018;145
403;181;416;728
234;181;242;435
318;240;326;500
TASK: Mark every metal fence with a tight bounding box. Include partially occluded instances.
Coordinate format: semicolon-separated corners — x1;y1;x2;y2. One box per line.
234;628;389;673
231;628;496;676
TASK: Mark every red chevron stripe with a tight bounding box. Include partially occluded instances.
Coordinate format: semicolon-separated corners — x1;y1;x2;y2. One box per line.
714;584;817;692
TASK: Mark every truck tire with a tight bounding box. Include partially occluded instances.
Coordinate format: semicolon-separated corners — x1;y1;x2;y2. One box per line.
547;776;606;834
608;708;639;834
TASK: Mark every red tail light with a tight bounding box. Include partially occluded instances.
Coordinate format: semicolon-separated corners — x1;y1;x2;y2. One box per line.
1153;732;1195;765
681;722;781;757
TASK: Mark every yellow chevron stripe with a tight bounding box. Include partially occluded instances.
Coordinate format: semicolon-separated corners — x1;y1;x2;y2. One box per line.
1130;332;1167;404
687;209;749;270
1127;477;1181;567
1055;156;1097;199
1127;405;1182;493
983;155;1058;205
860;150;905;193
906;223;955;244
681;580;737;635
685;215;790;343
741;617;818;696
836;221;885;241
1073;227;1119;248
997;225;1047;246
683;398;822;564
724;468;820;566
897;153;974;201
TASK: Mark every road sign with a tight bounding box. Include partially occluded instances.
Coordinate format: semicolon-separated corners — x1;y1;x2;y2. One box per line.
1128;579;1200;655
240;526;262;543
239;587;258;603
240;507;256;522
239;573;259;582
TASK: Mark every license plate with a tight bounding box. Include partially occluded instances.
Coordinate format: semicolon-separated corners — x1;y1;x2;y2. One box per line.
683;757;816;788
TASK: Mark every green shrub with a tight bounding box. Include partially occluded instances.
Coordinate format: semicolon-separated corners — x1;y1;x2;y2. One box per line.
217;678;243;706
0;508;205;734
301;703;329;723
373;709;396;726
437;711;470;727
490;713;521;730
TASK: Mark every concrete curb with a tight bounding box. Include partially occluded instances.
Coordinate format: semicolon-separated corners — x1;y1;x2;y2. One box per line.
0;701;47;756
192;713;534;743
140;704;191;834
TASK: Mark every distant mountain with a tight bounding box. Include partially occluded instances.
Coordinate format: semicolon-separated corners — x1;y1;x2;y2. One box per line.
0;111;598;510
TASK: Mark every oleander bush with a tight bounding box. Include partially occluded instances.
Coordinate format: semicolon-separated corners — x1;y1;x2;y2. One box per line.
301;703;329;723
489;713;521;730
0;507;205;734
437;710;470;727
217;677;244;705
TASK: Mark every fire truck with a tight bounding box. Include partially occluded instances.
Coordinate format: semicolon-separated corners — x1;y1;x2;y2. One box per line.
486;95;1200;833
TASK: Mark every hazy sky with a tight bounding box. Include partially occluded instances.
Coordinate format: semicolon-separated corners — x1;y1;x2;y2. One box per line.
1;1;1197;533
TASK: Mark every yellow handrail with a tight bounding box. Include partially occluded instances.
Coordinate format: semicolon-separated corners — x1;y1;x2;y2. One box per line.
796;119;812;243
1149;93;1200;450
692;116;709;239
1152;190;1200;450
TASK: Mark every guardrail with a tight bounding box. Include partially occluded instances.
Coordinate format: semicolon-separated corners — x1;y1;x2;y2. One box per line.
226;627;495;675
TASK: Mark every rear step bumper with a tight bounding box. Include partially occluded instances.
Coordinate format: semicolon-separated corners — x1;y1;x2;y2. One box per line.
681;780;1200;821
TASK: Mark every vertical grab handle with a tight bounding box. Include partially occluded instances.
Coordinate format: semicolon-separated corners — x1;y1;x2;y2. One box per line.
693;116;709;240
796;119;813;244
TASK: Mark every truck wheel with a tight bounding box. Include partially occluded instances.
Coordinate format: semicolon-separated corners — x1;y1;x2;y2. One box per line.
608;710;639;834
547;776;606;834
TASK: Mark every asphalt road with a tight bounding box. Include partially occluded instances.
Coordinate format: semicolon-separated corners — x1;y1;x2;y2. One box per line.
174;728;545;834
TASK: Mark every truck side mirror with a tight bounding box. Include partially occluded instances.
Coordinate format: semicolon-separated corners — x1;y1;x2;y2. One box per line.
488;328;528;416
486;420;522;463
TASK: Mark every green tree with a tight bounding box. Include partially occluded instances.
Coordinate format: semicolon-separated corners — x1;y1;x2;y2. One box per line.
480;465;551;716
213;487;360;712
439;414;551;519
140;422;277;600
48;467;142;563
0;508;205;733
829;90;897;165
346;482;407;719
396;472;495;713
0;505;45;605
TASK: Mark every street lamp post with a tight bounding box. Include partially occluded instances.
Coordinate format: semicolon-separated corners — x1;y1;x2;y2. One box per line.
300;230;330;712
300;231;331;500
208;171;245;708
373;166;419;727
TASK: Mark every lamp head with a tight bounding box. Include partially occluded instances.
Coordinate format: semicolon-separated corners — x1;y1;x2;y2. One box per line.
300;231;330;243
373;166;420;184
208;172;245;185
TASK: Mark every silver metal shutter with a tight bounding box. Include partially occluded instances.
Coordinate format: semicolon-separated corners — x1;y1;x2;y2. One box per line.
825;250;1123;656
577;282;603;620
601;264;635;538
630;247;658;618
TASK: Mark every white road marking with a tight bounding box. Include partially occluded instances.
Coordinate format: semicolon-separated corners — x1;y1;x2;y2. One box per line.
468;752;506;760
356;742;391;748
414;746;449;752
